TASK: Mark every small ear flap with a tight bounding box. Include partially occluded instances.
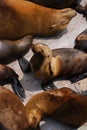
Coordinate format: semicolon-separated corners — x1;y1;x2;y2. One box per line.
49;24;56;30
49;19;68;30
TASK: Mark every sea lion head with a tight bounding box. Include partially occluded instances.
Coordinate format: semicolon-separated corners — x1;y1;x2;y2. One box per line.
31;43;52;58
30;43;53;76
60;8;76;19
51;8;76;32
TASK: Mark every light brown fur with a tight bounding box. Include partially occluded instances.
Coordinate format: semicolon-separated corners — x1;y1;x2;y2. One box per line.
0;0;76;40
26;87;87;128
0;35;33;64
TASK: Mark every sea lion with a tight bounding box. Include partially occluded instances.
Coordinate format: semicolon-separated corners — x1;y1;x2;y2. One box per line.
30;43;87;90
74;29;87;53
0;35;33;99
0;0;76;39
0;87;30;130
0;35;33;72
0;64;25;100
28;0;87;19
0;35;33;64
25;87;87;128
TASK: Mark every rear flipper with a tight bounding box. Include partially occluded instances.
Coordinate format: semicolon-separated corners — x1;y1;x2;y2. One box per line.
70;72;87;83
41;80;57;91
81;90;87;96
18;57;32;73
41;72;87;91
11;77;25;101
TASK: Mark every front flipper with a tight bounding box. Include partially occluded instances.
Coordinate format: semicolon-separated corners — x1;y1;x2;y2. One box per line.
70;72;87;83
11;77;25;101
41;80;57;91
41;71;87;90
18;57;32;73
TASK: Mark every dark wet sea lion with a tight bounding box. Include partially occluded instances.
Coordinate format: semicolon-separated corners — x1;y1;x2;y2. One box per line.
25;87;87;128
27;0;77;9
28;0;87;19
0;35;33;73
0;64;25;100
0;0;76;39
0;35;33;64
0;35;33;100
0;87;30;130
74;29;87;52
30;43;87;90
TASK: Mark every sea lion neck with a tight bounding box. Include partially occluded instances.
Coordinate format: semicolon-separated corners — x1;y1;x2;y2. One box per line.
50;56;62;77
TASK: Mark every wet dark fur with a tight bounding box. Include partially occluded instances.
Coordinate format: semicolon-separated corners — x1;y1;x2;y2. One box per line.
0;87;29;130
28;0;87;19
74;29;87;52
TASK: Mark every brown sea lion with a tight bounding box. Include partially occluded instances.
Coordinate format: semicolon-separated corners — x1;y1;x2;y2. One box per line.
25;87;87;128
0;87;30;130
30;43;87;90
0;64;25;100
0;0;76;39
28;0;87;19
74;29;87;53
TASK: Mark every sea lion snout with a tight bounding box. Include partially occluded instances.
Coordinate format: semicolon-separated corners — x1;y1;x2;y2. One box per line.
61;8;76;18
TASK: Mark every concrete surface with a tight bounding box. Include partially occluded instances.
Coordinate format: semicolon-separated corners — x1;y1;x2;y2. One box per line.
5;0;87;129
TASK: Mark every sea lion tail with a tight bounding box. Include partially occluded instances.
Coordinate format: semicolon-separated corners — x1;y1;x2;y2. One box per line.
11;76;25;101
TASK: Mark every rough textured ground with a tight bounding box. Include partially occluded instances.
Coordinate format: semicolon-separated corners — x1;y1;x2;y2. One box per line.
4;0;87;129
